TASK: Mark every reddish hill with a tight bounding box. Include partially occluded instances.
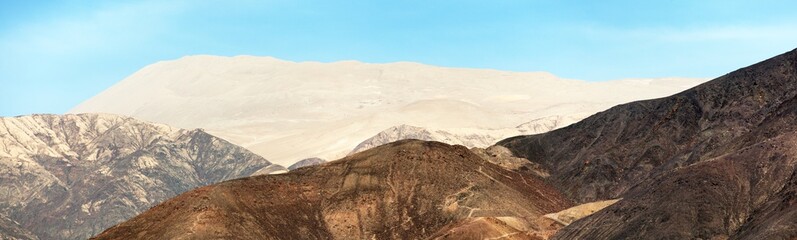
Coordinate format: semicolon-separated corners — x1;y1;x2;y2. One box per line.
93;140;572;239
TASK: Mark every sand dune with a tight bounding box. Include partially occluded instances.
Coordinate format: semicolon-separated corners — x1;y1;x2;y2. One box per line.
70;55;706;166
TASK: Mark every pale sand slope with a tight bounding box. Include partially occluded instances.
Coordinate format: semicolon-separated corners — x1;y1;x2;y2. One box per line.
544;199;621;226
70;55;707;166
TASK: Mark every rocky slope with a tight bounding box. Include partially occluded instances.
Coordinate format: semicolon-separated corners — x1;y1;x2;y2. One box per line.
93;140;572;239
0;114;285;240
69;55;706;166
0;213;37;240
350;116;583;155
499;48;797;239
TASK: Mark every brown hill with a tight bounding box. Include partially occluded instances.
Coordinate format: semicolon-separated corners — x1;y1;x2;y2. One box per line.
498;48;797;239
92;140;572;239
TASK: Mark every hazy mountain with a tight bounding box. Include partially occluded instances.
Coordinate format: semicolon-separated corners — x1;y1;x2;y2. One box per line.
69;55;706;166
499;48;797;239
0;114;285;240
287;157;326;171
92;140;572;239
350;115;583;155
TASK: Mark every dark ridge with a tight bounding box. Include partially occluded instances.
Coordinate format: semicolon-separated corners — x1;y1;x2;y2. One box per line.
499;48;797;202
498;48;797;239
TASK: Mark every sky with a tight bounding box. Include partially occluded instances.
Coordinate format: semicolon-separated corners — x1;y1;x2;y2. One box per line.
2;0;797;117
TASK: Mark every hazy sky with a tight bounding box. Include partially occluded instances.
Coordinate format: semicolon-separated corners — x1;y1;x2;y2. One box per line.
2;0;797;117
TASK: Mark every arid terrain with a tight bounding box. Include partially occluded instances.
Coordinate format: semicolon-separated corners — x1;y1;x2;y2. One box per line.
0;114;284;239
92;48;797;239
501;48;797;239
92;140;572;239
3;2;793;240
69;56;706;166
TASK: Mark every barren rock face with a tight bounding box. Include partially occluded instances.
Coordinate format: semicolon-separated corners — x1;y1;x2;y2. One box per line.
0;213;36;240
92;140;572;240
500;49;797;239
0;114;284;240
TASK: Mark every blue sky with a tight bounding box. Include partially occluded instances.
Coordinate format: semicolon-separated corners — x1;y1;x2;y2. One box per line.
2;0;797;117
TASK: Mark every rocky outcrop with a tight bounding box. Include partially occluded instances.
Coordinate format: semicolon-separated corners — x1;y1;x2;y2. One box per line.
499;48;797;239
0;213;36;240
92;140;572;239
515;115;582;134
470;145;551;178
287;157;326;171
350;116;582;155
0;113;285;240
349;125;437;154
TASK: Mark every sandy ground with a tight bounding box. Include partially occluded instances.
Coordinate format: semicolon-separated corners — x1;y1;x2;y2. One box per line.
70;55;707;166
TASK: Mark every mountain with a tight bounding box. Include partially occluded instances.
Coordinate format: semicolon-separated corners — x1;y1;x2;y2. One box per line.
350;125;437;154
350;115;583;155
92;140;572;239
287;157;326;171
69;55;706;166
0;114;285;240
498;48;797;239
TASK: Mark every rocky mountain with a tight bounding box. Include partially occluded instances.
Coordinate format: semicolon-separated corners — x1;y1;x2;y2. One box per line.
515;115;584;134
349;125;438;154
93;140;572;239
69;55;706;166
287;157;326;171
350;115;583;155
499;48;797;239
0;114;285;240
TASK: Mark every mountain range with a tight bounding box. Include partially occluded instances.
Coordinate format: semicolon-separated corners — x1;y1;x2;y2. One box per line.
92;140;572;239
0;114;284;239
92;49;797;239
4;48;793;239
350;115;583;155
